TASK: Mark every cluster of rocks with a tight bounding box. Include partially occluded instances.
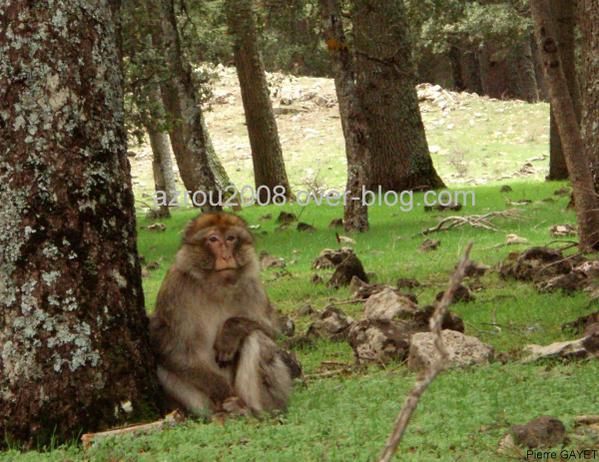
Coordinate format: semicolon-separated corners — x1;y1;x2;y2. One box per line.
299;280;493;371
500;246;599;295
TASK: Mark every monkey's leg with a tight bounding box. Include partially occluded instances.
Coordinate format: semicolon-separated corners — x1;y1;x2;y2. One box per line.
233;331;293;413
157;366;213;416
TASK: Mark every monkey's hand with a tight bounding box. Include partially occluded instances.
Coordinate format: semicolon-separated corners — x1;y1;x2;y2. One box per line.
214;317;265;366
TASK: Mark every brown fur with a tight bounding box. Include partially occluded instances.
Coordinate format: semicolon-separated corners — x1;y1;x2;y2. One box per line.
150;212;292;416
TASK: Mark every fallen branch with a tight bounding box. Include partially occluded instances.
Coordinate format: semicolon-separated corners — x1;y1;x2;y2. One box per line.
378;243;473;462
421;211;518;235
81;411;183;449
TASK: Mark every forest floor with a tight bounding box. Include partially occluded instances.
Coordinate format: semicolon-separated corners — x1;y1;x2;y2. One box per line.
4;72;599;461
129;65;550;203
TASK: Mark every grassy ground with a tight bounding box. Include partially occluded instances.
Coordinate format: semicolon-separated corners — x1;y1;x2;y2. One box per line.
5;180;598;462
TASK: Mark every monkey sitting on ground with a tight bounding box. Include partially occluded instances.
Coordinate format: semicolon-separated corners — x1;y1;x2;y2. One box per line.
149;212;293;416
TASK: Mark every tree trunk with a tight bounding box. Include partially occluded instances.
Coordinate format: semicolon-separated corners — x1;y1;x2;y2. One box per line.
531;0;599;251
0;0;161;447
148;127;177;217
479;44;512;99
225;0;293;204
579;0;599;192
512;36;540;103
449;46;465;91
150;0;220;210
320;0;369;232
352;0;445;192
460;50;483;95
548;0;582;180
532;35;549;100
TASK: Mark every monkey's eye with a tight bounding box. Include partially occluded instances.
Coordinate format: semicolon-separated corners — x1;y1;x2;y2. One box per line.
226;235;237;243
208;235;219;243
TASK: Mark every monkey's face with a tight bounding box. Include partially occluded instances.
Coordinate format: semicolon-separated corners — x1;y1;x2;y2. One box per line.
179;213;257;282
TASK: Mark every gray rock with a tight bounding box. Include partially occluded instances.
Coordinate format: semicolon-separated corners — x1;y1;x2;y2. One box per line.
363;288;418;321
407;330;494;371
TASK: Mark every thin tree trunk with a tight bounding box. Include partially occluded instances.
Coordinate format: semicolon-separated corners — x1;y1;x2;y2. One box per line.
532;35;549;100
353;0;445;192
148;127;177;217
149;0;220;210
531;0;599;251
548;0;581;180
320;0;369;232
0;0;161;447
225;0;293;204
579;0;599;192
449;46;465;91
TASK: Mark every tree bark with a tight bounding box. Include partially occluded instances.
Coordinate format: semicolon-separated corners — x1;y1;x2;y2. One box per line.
531;0;599;251
225;0;293;204
352;0;445;192
460;50;483;95
150;0;220;209
0;0;161;447
579;0;599;192
548;0;582;180
513;36;540;103
320;0;369;232
148;127;177;217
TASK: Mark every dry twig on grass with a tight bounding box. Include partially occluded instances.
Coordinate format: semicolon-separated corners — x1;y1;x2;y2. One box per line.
81;411;184;449
421;211;518;235
378;243;474;462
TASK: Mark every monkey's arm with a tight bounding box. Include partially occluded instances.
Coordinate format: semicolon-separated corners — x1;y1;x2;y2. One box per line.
213;317;276;366
159;356;235;406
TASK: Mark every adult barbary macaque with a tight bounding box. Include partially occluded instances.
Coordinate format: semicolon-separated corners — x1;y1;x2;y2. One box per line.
150;212;292;416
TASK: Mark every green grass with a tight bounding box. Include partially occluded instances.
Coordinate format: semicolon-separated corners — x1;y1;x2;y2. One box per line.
6;180;597;462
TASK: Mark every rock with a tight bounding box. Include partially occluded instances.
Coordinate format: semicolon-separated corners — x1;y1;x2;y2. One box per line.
306;306;353;341
549;224;577;237
510;416;566;449
582;331;599;354
434;201;462;212
348;320;411;364
500;247;571;282
420;239;440;252
500;185;513;193
363;288;418;321
505;234;528;245
336;233;356;245
260;252;286;270
311;274;324;284
463;261;490;278
312;248;354;269
276;211;297;224
145;261;160;271
279;349;303;379
418;305;465;333
328;218;344;228
584;323;599;337
297;222;316;232
328;253;368;288
396;278;421;290
275;312;295;337
407;330;493;371
522;337;590;362
435;284;475;304
536;271;588;294
296;304;316;317
147;223;167;232
127;150;137;158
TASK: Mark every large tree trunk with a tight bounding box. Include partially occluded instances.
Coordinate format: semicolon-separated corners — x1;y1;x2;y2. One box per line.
353;0;445;192
0;0;161;447
579;0;599;191
225;0;293;204
150;0;220;209
512;36;540;103
531;0;599;251
320;0;369;232
548;0;582;180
